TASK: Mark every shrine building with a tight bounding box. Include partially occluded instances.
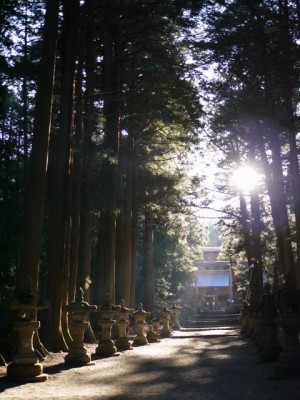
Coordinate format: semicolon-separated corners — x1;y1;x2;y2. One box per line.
191;247;236;311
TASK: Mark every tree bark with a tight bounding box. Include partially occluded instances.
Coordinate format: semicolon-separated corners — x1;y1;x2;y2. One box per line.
116;129;134;306
94;7;121;305
130;159;138;307
21;2;29;179
77;0;96;301
249;189;263;302
238;192;253;301
143;205;154;312
256;125;295;284
288;130;300;288
248;146;263;303
45;0;80;351
17;0;59;296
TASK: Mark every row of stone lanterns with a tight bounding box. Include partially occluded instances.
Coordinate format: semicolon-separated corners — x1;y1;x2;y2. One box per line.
239;280;300;379
4;289;182;382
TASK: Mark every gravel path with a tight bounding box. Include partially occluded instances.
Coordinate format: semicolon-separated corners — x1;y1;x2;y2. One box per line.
1;328;300;400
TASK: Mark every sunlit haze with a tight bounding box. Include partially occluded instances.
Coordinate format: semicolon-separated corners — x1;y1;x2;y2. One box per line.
232;166;260;192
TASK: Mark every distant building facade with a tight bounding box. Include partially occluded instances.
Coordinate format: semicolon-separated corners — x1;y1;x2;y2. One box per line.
190;247;236;311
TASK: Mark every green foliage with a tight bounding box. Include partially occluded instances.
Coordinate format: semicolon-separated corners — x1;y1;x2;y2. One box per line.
0;0;207;312
152;210;204;301
195;0;300;295
206;224;222;247
0;91;25;299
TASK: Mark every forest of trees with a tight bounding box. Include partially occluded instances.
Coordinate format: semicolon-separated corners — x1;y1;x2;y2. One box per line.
199;0;300;305
0;0;205;353
1;0;300;355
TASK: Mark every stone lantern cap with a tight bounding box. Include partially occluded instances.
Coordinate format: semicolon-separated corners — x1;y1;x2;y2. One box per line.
151;317;160;323
159;303;172;318
119;299;134;312
97;296;121;321
133;303;151;320
117;299;134;320
171;303;182;311
7;295;48;310
64;288;97;323
7;278;49;322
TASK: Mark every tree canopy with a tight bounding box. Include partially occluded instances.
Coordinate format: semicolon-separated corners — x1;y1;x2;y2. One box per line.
0;0;206;353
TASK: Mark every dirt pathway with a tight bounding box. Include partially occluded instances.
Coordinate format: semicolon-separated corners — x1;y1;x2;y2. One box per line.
1;329;300;400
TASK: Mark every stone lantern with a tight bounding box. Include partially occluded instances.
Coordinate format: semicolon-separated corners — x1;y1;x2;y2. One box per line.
159;303;172;338
147;318;160;342
114;299;134;351
146;324;160;343
63;287;97;365
240;300;251;337
6;288;48;382
256;286;281;363
273;282;300;378
170;302;182;330
133;303;151;346
95;297;120;356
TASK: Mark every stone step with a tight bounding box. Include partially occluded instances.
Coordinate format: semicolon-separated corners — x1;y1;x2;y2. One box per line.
189;313;239;319
182;312;240;328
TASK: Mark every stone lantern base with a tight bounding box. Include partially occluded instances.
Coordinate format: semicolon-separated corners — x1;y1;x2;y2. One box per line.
115;319;132;351
95;319;117;356
272;317;300;379
160;324;172;338
133;335;148;346
256;317;281;363
7;362;47;383
65;350;91;365
6;320;48;382
95;340;117;356
147;326;160;343
115;337;132;351
133;321;148;346
274;348;300;378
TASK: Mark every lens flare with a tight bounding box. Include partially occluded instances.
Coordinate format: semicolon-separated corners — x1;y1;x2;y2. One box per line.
232;166;259;192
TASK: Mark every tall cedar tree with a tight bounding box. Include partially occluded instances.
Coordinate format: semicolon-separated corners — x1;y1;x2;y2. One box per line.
44;0;80;351
17;0;59;296
94;2;121;305
77;0;97;301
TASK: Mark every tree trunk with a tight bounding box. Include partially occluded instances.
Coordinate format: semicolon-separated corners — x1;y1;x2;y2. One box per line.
239;193;252;262
69;82;82;303
68;5;87;303
77;0;96;301
256;125;295;284
116;129;134;306
238;192;253;301
115;206;125;305
288;130;300;288
95;214;117;304
44;0;79;351
249;189;263;302
268;127;295;282
130;160;138;307
94;8;121;305
22;2;29;179
143;205;154;312
248;146;263;303
17;0;59;296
